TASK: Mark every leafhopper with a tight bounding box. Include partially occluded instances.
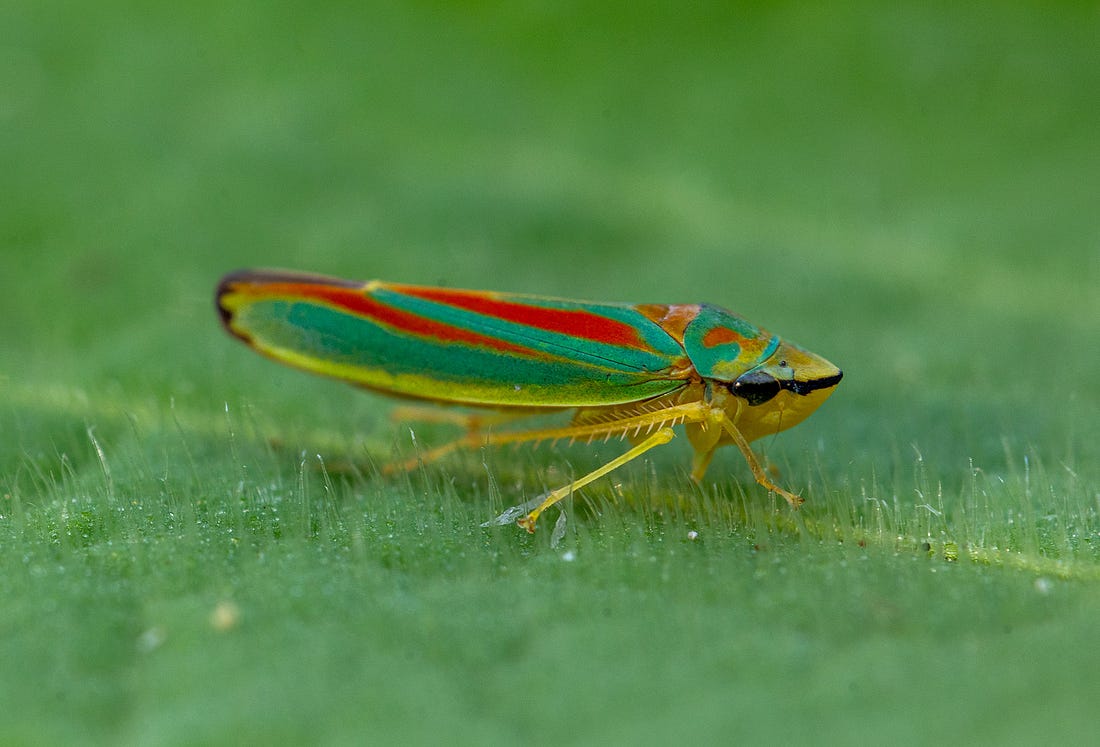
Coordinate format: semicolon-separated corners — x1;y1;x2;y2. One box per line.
216;270;842;532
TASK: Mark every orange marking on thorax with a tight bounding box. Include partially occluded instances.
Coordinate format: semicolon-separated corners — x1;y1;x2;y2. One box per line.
701;326;743;348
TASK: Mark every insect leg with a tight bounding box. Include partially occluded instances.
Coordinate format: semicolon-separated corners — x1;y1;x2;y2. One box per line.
383;409;550;475
515;427;677;533
715;413;803;509
383;436;477;475
684;417;723;482
689;444;718;483
463;402;710;531
388;404;535;430
388;400;710;476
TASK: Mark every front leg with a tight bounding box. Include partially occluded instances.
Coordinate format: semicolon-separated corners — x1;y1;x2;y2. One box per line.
685;417;722;482
715;411;804;509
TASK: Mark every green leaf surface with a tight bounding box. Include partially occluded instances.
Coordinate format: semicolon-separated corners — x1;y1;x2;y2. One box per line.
2;2;1098;744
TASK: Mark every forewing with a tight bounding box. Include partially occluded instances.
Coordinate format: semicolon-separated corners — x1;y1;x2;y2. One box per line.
217;270;690;407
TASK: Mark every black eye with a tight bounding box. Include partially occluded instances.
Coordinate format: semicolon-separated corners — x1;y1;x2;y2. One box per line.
733;370;781;406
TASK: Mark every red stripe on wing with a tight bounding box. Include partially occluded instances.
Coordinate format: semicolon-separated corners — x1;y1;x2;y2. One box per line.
397;286;651;350
239;281;535;356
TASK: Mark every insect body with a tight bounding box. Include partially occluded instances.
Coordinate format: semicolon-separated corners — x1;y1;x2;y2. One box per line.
216;269;843;532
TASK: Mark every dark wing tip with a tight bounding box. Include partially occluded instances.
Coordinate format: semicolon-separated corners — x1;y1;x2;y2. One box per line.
215;268;364;329
215;271;242;331
784;369;843;396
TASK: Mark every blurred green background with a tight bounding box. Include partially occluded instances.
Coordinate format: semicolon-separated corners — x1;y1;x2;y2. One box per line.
2;2;1098;744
